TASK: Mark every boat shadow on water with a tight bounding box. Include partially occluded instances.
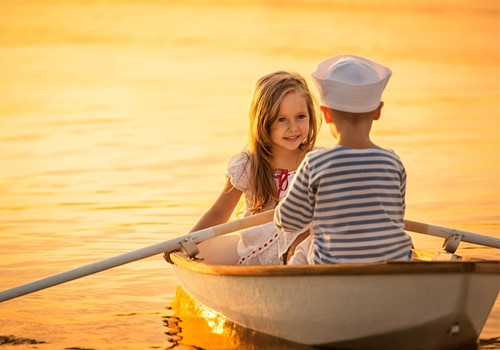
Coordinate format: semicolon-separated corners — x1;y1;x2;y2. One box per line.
163;286;497;350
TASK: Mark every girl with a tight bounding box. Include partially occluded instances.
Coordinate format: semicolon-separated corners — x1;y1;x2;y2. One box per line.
171;71;319;265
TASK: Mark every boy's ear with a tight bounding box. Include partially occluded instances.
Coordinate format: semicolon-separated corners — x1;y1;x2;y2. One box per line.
373;101;384;121
320;106;332;123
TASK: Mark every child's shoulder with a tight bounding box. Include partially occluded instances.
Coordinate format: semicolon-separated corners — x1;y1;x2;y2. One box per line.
227;151;252;168
226;151;253;190
308;146;328;157
311;146;327;153
372;146;404;164
306;145;334;160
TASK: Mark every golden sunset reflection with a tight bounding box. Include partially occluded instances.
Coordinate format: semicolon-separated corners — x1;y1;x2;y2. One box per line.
0;0;498;349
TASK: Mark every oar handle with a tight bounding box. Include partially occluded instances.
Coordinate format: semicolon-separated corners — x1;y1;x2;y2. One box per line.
404;220;500;249
0;210;275;303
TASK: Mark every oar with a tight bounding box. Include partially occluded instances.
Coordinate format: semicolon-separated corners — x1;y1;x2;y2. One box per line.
404;220;500;252
0;210;274;303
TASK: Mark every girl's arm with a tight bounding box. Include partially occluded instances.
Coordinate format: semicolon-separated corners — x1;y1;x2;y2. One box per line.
164;177;242;264
189;177;243;232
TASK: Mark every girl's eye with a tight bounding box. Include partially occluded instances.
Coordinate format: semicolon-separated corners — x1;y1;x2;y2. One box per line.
278;117;286;122
297;114;307;120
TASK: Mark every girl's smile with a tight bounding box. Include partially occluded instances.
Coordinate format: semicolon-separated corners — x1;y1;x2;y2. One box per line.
284;135;301;142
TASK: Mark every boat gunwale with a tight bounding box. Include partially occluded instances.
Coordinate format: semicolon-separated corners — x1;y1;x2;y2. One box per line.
171;252;500;276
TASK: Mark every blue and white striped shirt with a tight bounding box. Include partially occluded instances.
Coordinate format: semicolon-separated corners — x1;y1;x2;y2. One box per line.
274;145;413;264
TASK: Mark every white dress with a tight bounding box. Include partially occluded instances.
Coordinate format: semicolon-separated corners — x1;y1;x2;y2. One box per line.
226;152;308;265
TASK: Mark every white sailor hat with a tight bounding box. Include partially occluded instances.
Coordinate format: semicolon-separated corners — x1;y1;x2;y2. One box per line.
312;54;392;113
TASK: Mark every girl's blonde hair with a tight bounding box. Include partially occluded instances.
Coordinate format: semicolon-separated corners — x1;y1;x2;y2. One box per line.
246;71;318;214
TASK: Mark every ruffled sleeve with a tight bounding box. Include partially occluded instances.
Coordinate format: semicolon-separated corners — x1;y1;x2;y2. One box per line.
225;151;252;192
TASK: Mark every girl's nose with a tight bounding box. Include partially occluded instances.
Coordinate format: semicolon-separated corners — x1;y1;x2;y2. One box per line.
288;119;298;130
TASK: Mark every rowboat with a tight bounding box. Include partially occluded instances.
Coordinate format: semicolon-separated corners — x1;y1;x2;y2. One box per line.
170;231;500;350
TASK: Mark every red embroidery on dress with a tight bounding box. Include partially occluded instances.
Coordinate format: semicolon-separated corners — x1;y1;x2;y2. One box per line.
238;230;284;265
275;168;290;198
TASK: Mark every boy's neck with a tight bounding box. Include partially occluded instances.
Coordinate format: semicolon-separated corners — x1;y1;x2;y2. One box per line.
331;116;376;149
326;103;382;150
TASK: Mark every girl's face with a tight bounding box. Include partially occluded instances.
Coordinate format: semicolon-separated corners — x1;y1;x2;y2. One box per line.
269;91;310;154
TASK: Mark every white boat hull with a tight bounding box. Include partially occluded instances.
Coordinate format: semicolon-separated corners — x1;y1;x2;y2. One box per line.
171;235;500;349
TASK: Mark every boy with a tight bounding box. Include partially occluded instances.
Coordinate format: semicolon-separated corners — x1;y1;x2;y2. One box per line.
274;54;413;264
